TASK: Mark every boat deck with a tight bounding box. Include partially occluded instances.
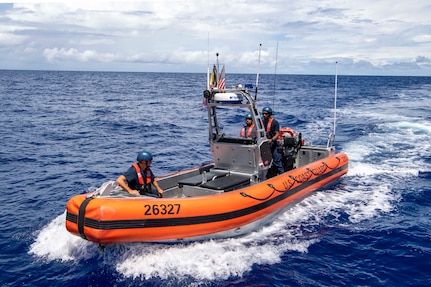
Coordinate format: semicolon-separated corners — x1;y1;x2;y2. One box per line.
95;144;334;199
96;166;255;199
159;168;254;198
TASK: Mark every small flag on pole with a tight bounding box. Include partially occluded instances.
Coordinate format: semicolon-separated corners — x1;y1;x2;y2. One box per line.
217;65;225;90
209;65;217;88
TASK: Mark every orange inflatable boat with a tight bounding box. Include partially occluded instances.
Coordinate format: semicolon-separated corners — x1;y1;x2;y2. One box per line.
65;56;348;244
66;153;348;244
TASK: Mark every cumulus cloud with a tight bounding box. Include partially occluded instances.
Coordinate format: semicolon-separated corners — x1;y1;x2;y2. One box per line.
416;56;431;63
0;32;27;46
43;47;117;63
412;34;431;43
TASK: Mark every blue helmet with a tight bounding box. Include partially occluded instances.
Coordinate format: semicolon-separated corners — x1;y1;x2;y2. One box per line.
262;107;272;115
137;151;153;162
245;113;253;120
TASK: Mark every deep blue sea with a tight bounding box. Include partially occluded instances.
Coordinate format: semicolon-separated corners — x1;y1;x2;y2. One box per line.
1;70;430;286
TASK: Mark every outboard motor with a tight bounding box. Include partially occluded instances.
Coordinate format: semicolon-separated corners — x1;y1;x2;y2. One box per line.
276;127;302;171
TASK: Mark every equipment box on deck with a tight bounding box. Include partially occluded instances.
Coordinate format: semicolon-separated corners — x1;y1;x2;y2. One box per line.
296;145;332;168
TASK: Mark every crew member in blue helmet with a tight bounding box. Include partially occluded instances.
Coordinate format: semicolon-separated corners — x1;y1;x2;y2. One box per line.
116;151;164;197
240;113;257;140
262;107;284;175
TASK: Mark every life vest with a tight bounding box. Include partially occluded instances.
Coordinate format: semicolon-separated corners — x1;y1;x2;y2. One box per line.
264;117;274;133
240;124;255;137
132;163;153;185
264;117;275;139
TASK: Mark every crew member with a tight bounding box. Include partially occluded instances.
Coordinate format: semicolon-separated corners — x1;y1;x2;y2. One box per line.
240;113;257;140
262;107;284;175
116;151;164;197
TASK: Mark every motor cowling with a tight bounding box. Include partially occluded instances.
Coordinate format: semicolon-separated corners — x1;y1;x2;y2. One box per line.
277;127;300;148
276;127;302;171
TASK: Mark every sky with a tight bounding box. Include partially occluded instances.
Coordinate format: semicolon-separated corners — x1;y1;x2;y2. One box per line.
0;1;430;76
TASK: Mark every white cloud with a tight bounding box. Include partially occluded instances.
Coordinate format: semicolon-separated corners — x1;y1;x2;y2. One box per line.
0;1;430;75
0;32;26;46
43;47;118;63
412;34;431;43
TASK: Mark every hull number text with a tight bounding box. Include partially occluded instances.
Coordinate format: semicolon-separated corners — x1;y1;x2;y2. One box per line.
144;204;181;215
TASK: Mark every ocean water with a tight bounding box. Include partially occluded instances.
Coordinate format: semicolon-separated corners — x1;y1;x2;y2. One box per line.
0;70;430;286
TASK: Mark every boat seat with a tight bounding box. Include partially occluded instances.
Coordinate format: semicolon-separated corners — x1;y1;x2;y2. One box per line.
201;174;250;192
178;172;221;187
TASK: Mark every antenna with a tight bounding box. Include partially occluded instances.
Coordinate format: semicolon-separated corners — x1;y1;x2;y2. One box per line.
272;41;278;111
333;61;338;136
207;33;210;90
328;61;338;147
255;44;262;100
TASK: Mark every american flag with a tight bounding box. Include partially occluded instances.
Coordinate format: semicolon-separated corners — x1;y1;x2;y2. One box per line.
217;65;225;90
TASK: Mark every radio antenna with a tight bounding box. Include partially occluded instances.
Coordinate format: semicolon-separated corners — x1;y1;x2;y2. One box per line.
272;41;278;111
328;61;338;147
255;43;262;100
206;32;210;90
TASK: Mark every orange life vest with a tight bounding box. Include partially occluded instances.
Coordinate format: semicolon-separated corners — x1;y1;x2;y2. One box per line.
264;117;274;133
132;163;152;185
240;124;255;137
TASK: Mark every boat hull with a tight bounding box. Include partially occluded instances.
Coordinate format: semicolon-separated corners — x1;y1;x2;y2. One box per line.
65;153;348;244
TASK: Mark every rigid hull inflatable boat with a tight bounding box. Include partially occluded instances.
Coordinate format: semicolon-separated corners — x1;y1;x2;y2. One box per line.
65;58;348;245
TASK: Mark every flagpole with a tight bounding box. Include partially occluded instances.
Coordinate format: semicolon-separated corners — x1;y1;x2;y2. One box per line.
216;52;219;88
